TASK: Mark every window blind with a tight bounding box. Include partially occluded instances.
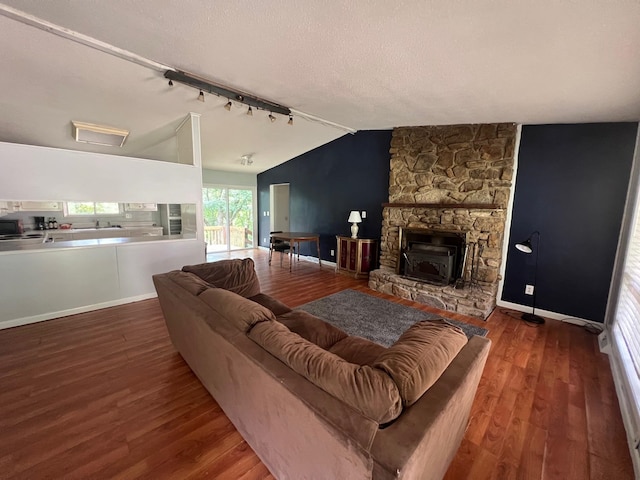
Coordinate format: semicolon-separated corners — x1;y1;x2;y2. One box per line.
611;182;640;457
614;211;640;377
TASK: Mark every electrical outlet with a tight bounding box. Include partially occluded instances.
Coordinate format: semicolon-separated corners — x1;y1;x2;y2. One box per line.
525;284;534;295
330;249;335;256
361;211;366;219
125;213;132;219
263;238;267;243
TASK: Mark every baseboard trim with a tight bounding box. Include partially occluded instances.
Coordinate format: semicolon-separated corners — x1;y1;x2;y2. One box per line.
495;299;604;329
0;293;158;331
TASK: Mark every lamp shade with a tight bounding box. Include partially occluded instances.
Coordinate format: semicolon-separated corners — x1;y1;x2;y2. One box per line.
515;239;533;254
348;211;362;223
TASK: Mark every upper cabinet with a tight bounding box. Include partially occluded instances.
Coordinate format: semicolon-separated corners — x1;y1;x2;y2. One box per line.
124;203;157;212
16;201;62;212
0;201;12;217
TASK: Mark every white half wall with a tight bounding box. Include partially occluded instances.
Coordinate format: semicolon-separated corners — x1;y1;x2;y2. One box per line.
0;240;205;330
0;113;206;328
0;140;201;204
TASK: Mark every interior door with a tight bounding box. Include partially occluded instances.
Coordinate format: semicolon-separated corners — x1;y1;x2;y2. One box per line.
203;186;254;252
270;183;290;232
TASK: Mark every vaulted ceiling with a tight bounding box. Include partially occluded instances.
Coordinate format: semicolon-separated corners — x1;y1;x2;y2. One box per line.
1;1;639;173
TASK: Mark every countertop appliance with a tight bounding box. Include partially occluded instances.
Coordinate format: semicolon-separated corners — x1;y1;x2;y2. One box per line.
0;219;24;235
0;231;48;245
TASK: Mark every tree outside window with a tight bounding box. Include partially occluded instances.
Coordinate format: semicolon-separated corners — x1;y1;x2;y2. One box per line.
66;202;120;215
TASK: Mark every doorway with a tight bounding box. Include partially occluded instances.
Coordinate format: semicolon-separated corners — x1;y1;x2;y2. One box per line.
270;183;290;232
202;186;254;252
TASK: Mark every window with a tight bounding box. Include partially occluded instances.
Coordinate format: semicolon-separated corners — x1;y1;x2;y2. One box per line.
65;202;121;216
609;150;640;462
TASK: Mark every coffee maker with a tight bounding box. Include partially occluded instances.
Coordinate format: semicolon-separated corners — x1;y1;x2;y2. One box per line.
34;216;45;230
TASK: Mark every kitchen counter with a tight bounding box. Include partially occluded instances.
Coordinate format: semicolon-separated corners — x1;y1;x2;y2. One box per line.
49;226;159;233
0;233;197;254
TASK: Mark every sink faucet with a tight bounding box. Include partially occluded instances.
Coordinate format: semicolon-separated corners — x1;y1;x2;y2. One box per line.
95;218;100;228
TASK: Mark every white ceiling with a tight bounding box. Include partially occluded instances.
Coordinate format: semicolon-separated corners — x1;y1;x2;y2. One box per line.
1;1;639;174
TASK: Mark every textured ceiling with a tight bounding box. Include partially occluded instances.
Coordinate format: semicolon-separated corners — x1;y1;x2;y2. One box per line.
1;0;639;173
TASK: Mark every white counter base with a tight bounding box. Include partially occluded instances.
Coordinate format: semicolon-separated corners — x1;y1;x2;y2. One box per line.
0;238;204;329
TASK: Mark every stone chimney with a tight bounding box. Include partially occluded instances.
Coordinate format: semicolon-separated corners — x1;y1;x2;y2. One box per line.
369;123;517;318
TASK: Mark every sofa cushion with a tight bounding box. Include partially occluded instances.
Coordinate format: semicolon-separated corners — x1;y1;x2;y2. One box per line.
182;258;261;298
373;319;468;407
329;336;387;366
165;270;212;296
249;320;402;424
248;293;292;316
199;288;275;332
277;310;347;350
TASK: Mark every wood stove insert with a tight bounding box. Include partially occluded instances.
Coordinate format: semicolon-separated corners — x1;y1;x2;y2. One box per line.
398;228;467;286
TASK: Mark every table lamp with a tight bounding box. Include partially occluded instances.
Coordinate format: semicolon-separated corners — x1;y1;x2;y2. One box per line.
348;211;362;238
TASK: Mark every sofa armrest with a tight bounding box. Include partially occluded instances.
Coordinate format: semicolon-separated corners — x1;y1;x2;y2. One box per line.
370;335;491;480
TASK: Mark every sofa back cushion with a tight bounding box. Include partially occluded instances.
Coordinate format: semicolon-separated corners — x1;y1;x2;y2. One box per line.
276;310;347;350
329;336;387;367
199;288;275;332
248;293;292;316
182;258;261;298
165;270;212;296
249;320;402;424
373;319;468;407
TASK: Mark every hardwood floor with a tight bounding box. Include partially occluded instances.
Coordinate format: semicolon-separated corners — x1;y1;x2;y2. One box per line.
0;248;633;479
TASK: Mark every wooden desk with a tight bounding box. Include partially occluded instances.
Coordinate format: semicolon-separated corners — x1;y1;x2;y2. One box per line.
270;232;321;271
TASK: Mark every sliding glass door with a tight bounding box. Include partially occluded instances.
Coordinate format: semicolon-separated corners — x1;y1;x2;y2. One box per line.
203;186;254;252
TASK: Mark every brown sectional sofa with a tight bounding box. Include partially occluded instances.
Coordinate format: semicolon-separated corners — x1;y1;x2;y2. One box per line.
153;258;491;480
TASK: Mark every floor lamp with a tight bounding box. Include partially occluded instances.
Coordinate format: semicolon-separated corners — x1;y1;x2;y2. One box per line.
515;231;545;324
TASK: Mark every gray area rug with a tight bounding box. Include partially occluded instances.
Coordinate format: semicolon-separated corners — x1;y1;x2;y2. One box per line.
298;289;488;347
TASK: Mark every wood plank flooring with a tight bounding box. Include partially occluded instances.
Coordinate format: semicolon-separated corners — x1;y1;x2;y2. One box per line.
0;249;633;479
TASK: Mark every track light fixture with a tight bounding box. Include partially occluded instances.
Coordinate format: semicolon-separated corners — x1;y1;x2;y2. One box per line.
198;90;205;102
288;115;294;126
240;154;254;166
268;113;276;123
224;100;232;111
164;70;291;116
168;79;173;87
247;106;253;116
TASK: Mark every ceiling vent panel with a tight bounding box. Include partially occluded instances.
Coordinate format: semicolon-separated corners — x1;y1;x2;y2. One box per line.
72;121;129;147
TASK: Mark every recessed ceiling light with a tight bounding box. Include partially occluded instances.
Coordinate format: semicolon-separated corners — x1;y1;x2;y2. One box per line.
72;121;129;147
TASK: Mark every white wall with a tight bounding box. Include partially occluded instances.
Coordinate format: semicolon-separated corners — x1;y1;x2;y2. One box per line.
0;113;206;329
0;141;201;204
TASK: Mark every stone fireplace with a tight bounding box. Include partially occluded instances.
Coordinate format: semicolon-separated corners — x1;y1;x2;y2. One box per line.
368;123;517;319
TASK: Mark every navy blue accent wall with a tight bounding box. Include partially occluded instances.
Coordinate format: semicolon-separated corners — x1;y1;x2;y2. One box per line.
502;123;638;322
257;130;392;261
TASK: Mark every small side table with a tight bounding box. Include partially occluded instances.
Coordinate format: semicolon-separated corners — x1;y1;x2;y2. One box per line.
335;236;378;279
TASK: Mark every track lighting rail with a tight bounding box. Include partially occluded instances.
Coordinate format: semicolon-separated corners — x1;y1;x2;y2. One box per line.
164;70;291;116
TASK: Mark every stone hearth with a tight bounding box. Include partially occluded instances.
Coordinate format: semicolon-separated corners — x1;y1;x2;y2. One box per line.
368;123;517;319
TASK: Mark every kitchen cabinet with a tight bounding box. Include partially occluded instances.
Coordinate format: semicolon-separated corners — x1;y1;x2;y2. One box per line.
335;236;377;279
129;227;163;236
0;202;13;217
124;203;157;212
17;201;62;212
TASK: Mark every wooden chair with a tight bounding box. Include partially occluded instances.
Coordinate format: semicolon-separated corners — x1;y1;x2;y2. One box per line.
269;231;295;266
